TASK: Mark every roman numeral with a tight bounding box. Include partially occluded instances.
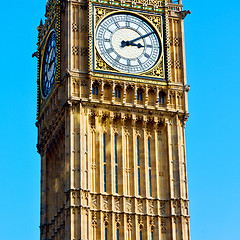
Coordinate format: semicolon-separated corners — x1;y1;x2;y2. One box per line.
115;55;121;62
115;21;120;28
144;53;150;58
106;48;114;53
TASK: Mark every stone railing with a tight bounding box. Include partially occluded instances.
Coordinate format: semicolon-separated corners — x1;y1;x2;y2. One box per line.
168;2;183;12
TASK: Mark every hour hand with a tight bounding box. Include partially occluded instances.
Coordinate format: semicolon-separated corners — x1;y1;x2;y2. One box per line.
121;40;144;48
129;42;144;48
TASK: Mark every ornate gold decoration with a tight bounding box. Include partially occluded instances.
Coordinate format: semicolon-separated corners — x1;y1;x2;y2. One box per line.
95;7;112;26
95;52;116;71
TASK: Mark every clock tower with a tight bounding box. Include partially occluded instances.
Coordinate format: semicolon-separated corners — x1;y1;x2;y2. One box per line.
36;0;191;240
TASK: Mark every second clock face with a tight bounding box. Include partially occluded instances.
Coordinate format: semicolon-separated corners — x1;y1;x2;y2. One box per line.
95;12;161;74
42;30;57;98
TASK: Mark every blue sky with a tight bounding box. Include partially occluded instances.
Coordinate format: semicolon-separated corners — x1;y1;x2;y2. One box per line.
0;0;239;239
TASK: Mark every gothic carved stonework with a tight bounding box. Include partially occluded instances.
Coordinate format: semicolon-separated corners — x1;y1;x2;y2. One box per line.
138;199;144;214
150;216;155;229
103;196;109;210
72;23;79;32
161;218;167;234
138;215;144;228
160;201;166;215
115;213;121;227
149;200;154;215
103;213;109;226
91;195;97;209
126;198;132;212
80;47;88;56
92;212;97;228
127;215;132;230
115;197;120;211
174;37;181;46
72;46;79;55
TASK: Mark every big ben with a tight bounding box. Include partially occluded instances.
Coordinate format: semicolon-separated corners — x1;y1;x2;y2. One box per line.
36;0;191;239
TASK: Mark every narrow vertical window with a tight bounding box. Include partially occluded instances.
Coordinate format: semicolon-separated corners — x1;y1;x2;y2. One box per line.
103;133;106;192
137;137;141;196
118;88;121;98
148;138;152;197
115;134;118;194
105;227;108;240
116;228;119;240
159;91;164;104
92;86;98;95
151;231;154;240
140;230;143;240
137;90;143;101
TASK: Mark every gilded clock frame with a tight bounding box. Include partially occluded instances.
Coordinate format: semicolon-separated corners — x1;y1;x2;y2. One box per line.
89;3;167;83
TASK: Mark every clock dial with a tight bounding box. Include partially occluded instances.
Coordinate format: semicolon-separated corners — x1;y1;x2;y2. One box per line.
42;30;57;98
95;13;161;74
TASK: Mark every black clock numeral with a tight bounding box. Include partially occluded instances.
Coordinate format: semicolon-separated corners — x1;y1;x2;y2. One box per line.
104;39;110;42
115;55;121;62
115;21;120;28
146;45;153;48
137;59;142;65
144;53;150;58
106;48;114;53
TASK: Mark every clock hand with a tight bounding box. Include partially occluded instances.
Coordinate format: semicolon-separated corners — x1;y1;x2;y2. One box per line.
129;31;155;44
121;41;144;48
130;42;144;48
48;57;56;68
121;31;155;48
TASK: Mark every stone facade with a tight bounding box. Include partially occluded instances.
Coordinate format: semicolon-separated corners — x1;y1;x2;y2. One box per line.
36;0;190;239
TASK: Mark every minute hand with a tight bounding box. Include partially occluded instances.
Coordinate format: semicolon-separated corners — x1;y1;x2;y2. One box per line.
129;31;155;45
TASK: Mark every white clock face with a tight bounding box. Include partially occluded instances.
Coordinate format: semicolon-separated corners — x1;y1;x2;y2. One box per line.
95;13;161;74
